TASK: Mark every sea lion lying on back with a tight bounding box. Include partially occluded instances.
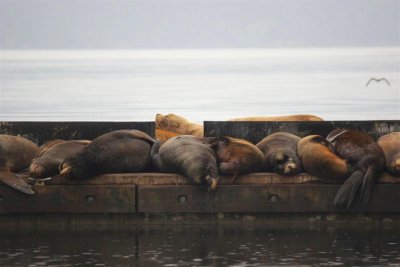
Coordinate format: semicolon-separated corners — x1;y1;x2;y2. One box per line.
327;129;385;208
377;132;400;176
155;113;203;141
256;132;302;175
0;135;39;194
229;114;324;122
30;140;91;178
205;136;264;181
297;135;349;183
60;130;155;180
151;135;219;191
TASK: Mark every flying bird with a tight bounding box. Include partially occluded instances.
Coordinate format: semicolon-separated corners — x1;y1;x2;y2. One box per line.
366;77;391;87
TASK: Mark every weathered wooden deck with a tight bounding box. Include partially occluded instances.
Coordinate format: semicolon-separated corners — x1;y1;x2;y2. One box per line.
1;173;399;215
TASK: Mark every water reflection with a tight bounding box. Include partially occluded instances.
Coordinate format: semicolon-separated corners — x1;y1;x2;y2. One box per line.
0;226;399;266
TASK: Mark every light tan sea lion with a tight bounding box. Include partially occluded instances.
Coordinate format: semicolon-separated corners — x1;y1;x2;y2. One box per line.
60;130;155;180
205;136;264;181
0;135;39;194
151;135;219;191
155;113;203;140
30;140;91;178
229;114;324;121
256;132;302;175
298;135;349;182
377;132;400;177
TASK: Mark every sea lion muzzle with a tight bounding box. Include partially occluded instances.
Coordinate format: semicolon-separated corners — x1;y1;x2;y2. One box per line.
205;175;219;191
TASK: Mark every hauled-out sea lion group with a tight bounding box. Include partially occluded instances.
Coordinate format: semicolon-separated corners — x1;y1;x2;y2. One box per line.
0;113;399;209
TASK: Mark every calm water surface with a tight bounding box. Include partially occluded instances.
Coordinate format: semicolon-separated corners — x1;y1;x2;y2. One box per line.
1;48;399;121
1;226;400;266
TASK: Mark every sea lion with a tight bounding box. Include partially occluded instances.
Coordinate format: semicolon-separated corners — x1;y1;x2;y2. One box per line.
327;129;385;208
38;139;65;156
0;134;39;194
155;113;203;140
377;132;400;176
30;140;91;178
205;136;264;181
229;114;324;121
59;130;155;180
151;135;219;190
297;135;349;183
256;132;302;175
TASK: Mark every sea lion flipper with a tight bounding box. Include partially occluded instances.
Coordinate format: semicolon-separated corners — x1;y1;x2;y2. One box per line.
334;171;363;209
0;170;35;195
326;129;348;143
129;130;155;145
360;166;377;206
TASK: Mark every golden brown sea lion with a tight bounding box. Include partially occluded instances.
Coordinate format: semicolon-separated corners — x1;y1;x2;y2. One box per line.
327;129;385;208
59;130;155;180
377;132;400;176
229;114;324;121
151;135;219;191
256;132;302;175
30;140;91;178
297;135;349;183
0;135;39;194
205;136;264;181
155;113;203;140
38;139;65;156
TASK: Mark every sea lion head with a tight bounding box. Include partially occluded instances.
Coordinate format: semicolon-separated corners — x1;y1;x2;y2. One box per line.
273;152;301;176
29;159;56;179
59;155;90;180
156;113;189;131
192;163;219;191
390;157;400;176
204;174;219;191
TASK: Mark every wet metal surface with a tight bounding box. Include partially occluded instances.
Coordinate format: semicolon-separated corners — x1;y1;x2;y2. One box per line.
0;226;399;266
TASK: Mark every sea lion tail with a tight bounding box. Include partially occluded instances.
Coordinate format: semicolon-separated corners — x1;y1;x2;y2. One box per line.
360;166;377;206
0;170;35;195
334;170;363;209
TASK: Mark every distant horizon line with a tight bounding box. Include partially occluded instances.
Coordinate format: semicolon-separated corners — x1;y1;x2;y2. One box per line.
1;45;398;51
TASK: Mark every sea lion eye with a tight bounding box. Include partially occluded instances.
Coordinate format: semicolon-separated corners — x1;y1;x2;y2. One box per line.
276;155;288;164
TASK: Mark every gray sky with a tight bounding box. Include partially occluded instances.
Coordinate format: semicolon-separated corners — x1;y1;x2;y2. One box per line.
1;0;399;49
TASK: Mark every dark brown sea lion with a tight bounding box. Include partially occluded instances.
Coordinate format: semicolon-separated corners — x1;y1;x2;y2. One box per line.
155;113;203;140
30;140;91;178
0;135;39;194
297;135;349;183
327;129;385;208
377;132;400;176
206;136;264;181
256;132;302;175
59;130;155;180
151;135;219;190
229;114;324;121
